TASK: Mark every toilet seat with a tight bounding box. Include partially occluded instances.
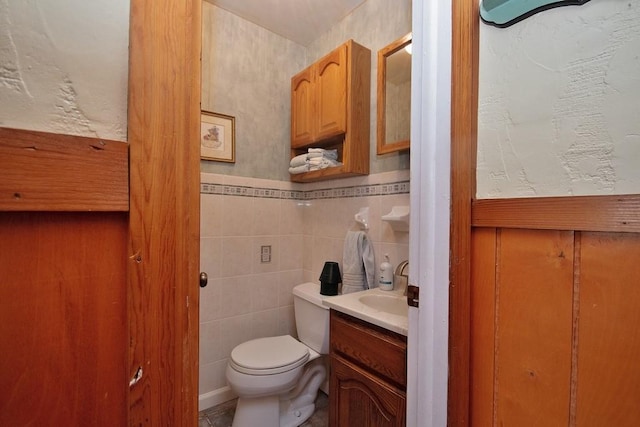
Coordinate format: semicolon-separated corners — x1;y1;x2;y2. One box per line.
229;335;309;375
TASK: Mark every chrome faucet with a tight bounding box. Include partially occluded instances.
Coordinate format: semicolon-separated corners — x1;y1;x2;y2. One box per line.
394;260;409;294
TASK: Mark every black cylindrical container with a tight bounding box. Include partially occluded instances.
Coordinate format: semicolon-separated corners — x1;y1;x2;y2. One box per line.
319;261;341;296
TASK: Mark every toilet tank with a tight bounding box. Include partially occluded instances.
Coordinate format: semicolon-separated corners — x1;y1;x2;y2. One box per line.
293;282;331;354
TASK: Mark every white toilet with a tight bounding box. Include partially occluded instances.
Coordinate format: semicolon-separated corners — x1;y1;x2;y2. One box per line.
225;282;332;427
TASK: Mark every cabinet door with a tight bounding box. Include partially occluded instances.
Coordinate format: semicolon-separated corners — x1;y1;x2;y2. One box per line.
330;356;406;427
291;67;315;148
315;44;347;141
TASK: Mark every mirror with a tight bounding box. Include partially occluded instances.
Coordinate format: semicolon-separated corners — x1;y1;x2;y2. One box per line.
377;33;412;155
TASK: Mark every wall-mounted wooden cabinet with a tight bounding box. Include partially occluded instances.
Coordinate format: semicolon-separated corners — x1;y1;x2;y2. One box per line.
290;40;371;182
329;310;407;426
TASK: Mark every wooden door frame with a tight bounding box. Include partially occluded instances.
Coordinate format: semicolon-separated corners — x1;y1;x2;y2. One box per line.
127;0;201;425
449;0;479;425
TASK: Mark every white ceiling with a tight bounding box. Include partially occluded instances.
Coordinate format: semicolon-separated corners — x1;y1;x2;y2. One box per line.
208;0;367;46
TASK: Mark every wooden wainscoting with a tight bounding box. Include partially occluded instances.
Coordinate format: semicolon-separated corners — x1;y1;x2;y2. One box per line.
0;211;128;426
470;195;640;426
0;127;129;426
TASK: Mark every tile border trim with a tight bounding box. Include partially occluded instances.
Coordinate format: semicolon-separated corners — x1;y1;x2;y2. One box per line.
201;181;410;200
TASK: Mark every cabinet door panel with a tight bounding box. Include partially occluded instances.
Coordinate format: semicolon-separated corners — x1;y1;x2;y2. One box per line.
330;356;405;427
315;45;347;141
331;310;407;389
291;67;314;147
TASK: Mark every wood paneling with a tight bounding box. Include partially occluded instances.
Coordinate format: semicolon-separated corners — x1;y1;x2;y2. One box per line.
127;0;201;425
470;227;496;426
496;229;574;424
576;232;640;426
473;195;640;233
469;227;640;425
0;212;127;426
0;127;128;212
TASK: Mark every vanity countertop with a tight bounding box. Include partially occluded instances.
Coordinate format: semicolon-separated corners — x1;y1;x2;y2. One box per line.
323;287;408;336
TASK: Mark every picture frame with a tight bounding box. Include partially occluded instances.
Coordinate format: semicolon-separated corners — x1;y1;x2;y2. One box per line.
200;111;235;163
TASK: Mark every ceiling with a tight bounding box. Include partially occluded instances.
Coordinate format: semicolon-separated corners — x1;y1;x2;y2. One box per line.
208;0;368;46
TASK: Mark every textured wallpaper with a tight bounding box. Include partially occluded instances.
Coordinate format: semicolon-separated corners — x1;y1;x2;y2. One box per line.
0;0;129;141
477;0;640;198
201;4;307;180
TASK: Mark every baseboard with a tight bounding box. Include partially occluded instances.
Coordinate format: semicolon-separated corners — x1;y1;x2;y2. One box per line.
198;386;237;412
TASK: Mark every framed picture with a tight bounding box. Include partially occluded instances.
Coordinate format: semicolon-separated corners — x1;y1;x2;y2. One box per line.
200;111;235;162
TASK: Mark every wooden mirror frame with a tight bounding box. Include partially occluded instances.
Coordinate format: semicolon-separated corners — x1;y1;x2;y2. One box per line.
377;32;412;155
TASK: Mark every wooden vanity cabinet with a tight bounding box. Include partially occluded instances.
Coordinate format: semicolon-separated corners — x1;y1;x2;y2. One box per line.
329;310;407;426
290;40;370;182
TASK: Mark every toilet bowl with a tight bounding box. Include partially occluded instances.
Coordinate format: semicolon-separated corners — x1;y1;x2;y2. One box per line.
225;282;332;427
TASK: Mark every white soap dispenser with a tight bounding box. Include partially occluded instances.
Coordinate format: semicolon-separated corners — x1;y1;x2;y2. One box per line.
379;254;394;291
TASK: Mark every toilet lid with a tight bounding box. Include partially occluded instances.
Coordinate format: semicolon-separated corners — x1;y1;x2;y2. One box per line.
230;335;310;375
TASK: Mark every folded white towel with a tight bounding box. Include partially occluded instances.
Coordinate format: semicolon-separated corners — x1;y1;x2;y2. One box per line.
341;230;376;294
288;164;310;174
291;150;338;168
290;153;309;167
342;273;367;295
308;148;338;160
308;157;340;169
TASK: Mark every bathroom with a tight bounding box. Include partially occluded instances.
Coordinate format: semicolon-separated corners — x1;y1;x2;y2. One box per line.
1;0;639;425
198;0;412;413
197;0;640;423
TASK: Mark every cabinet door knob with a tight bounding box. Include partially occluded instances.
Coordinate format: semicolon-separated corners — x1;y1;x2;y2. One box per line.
199;272;208;288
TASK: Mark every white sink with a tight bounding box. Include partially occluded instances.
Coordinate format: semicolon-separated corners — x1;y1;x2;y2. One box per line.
358;294;408;316
323;288;409;335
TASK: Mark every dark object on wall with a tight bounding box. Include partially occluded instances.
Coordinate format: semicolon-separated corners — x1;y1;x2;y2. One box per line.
480;0;591;28
319;262;342;296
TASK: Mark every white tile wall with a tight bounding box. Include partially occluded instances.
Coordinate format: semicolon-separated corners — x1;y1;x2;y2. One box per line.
199;171;410;401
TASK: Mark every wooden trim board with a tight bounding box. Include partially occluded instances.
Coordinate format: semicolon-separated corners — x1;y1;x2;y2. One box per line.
0;127;128;212
472;195;640;233
127;0;201;425
449;0;480;424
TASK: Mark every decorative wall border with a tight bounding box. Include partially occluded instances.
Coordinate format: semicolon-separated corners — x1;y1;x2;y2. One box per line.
200;180;410;200
200;183;293;199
